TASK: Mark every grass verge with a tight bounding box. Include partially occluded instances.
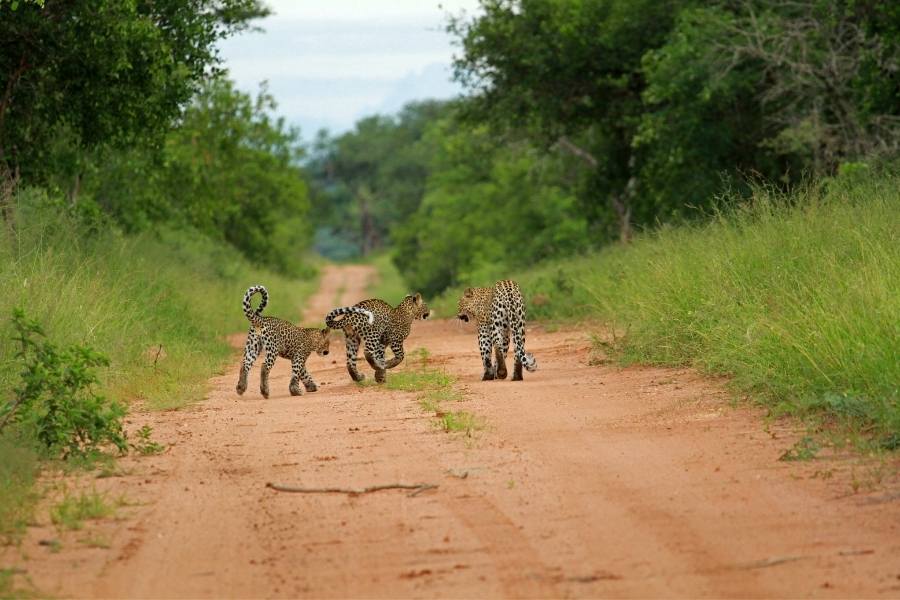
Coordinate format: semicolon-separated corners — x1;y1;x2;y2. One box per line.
436;169;899;446
50;489;116;531
0;435;39;543
0;188;316;539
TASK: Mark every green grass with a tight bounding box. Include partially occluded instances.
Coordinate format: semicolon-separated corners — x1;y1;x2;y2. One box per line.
438;410;483;436
0;187;316;540
0;188;316;412
363;343;482;437
436;170;900;444
383;369;454;392
49;489;115;531
0;434;39;542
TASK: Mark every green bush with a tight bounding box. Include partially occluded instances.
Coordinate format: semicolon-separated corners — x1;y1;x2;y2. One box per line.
3;309;126;458
0;187;316;536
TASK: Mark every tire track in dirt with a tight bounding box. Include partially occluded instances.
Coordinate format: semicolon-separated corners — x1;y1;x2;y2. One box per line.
4;264;900;598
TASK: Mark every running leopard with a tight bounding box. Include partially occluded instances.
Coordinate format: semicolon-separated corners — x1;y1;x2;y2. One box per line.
457;280;537;381
325;293;430;384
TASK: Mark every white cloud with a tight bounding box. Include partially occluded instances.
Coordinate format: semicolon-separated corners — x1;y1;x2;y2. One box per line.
217;0;482;136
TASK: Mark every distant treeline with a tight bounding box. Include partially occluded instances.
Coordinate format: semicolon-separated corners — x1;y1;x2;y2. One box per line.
309;0;900;295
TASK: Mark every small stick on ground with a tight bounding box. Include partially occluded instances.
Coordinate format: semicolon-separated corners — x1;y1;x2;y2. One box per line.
266;482;438;497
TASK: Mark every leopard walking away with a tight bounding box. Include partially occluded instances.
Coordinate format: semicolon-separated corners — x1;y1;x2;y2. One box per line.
236;285;348;398
457;280;537;381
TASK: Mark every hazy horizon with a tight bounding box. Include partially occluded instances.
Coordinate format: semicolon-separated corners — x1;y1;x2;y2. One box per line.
217;0;482;139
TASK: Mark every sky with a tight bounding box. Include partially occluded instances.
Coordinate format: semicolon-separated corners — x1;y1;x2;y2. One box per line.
217;0;482;139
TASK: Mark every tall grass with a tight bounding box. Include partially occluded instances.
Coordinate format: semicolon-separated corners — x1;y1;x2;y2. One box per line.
1;189;316;411
437;171;900;441
0;188;316;537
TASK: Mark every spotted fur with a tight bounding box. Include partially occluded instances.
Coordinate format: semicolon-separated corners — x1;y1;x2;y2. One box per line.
236;285;332;398
326;293;430;384
457;280;536;381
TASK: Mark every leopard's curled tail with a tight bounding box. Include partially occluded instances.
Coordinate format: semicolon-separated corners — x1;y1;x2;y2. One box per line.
242;285;269;328
325;306;375;328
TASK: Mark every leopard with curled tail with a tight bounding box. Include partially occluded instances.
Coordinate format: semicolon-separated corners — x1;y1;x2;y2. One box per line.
326;294;429;384
236;285;332;398
457;280;536;381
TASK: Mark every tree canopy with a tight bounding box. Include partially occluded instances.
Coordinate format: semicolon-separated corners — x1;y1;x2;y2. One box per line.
0;0;267;177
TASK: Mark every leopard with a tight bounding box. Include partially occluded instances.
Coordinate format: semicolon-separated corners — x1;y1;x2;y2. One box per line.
325;293;430;384
235;285;343;399
456;279;537;381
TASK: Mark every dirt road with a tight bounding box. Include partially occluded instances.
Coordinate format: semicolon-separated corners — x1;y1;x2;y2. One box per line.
6;265;900;598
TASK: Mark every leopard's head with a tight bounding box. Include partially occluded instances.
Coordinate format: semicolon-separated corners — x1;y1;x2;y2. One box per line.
400;292;430;320
457;287;492;324
316;328;331;356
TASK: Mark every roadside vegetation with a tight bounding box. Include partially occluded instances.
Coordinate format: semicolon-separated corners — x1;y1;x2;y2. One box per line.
309;1;899;447
0;0;314;543
439;169;900;446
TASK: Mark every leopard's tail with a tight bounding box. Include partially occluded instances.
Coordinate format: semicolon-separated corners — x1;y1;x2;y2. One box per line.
325;306;375;328
242;285;268;328
513;322;537;372
520;351;538;372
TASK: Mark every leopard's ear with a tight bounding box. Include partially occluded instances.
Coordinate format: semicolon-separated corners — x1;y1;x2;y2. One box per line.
321;327;331;337
414;292;423;304
463;287;474;298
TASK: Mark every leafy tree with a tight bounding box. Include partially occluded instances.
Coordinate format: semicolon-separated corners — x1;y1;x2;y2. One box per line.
692;0;900;171
0;0;267;179
392;118;589;295
449;0;683;241
88;78;312;274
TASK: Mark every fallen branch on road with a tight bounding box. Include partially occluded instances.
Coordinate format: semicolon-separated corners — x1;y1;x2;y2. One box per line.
265;482;438;497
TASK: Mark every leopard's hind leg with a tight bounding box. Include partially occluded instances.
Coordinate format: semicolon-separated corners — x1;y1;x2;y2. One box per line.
289;354;304;396
236;328;262;395
259;338;277;398
511;319;536;381
363;336;388;383
345;334;365;382
478;323;495;380
492;322;510;380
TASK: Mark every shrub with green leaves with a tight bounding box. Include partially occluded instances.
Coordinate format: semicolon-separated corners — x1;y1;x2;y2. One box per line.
2;309;127;458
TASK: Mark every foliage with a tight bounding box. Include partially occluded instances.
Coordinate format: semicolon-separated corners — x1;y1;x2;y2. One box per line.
0;189;316;413
3;308;128;459
50;489;115;531
449;0;685;240
779;436;821;462
130;425;166;456
439;410;483;436
308;0;900;301
392;118;590;295
440;169;899;441
0;0;268;177
85;78;312;275
307;101;449;258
